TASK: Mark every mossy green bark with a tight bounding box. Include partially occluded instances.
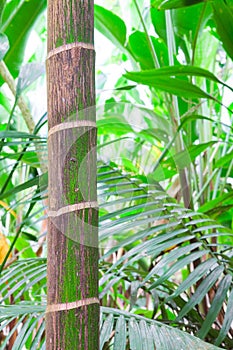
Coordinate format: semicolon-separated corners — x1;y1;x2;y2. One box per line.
46;1;99;349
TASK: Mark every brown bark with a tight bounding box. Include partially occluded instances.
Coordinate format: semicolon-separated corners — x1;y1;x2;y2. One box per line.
46;1;99;349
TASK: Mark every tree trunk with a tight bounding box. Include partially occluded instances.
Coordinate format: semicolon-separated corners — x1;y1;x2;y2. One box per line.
46;1;99;349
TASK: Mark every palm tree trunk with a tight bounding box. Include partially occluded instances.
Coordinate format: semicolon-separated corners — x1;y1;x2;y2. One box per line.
46;1;99;349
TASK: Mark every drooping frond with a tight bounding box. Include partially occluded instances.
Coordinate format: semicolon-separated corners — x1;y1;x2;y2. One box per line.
0;302;224;350
98;163;233;347
1;162;232;348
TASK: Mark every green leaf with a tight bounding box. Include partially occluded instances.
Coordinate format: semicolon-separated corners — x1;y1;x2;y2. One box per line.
0;130;41;139
145;243;202;283
197;275;232;339
166;258;217;301
21;232;38;242
115;84;136;91
129;318;143;350
150;6;167;42
214;150;233;168
0;259;46;301
1;302;223;350
180;114;214;124
126;65;230;87
0;32;9;60
150;325;165;349
157;0;205;10
0;304;45;318
0;174;45;200
0;315;27;350
30;321;45;350
14;237;36;259
12;315;40;350
165;141;215;169
1;151;40;168
94;5;126;49
124;69;214;99
130;281;140;310
97;115;134;136
199;192;233;214
0;172;13;195
113;315;126;350
151;1;212;54
139;320;154;350
212;0;233;61
0;0;6;23
176;265;224;321
103;307;223;350
127;31;172;69
215;289;233;346
16;63;45;97
148;249;208;289
100;314;114;350
1;0;46;80
172;3;212;46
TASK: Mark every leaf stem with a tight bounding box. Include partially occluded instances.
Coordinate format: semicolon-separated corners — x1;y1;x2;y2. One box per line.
165;10;192;209
0;61;47;173
0;189;38;274
133;0;160;68
0;61;35;133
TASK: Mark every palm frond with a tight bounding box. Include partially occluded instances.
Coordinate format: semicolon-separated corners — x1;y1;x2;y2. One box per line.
0;303;224;350
101;307;224;350
1;162;232;348
98;163;233;345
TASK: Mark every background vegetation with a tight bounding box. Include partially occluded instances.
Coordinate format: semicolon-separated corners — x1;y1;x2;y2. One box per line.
0;0;233;349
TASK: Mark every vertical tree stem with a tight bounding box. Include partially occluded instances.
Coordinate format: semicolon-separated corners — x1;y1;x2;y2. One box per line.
46;1;99;349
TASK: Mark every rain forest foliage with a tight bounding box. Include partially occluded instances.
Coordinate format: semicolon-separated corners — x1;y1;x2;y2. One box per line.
0;0;233;349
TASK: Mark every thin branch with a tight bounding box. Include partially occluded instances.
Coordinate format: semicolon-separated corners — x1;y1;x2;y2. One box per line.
133;0;160;69
0;61;35;133
0;61;47;173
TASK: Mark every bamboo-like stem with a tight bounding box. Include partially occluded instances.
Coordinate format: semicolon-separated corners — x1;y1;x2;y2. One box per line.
46;1;99;349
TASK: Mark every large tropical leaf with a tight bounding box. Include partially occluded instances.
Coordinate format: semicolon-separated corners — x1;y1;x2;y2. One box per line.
0;302;224;350
94;5;127;51
1;162;232;348
94;5;137;67
101;307;224;350
98;163;233;347
0;0;46;81
126;65;232;88
212;0;233;61
127;31;172;69
124;70;214;99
